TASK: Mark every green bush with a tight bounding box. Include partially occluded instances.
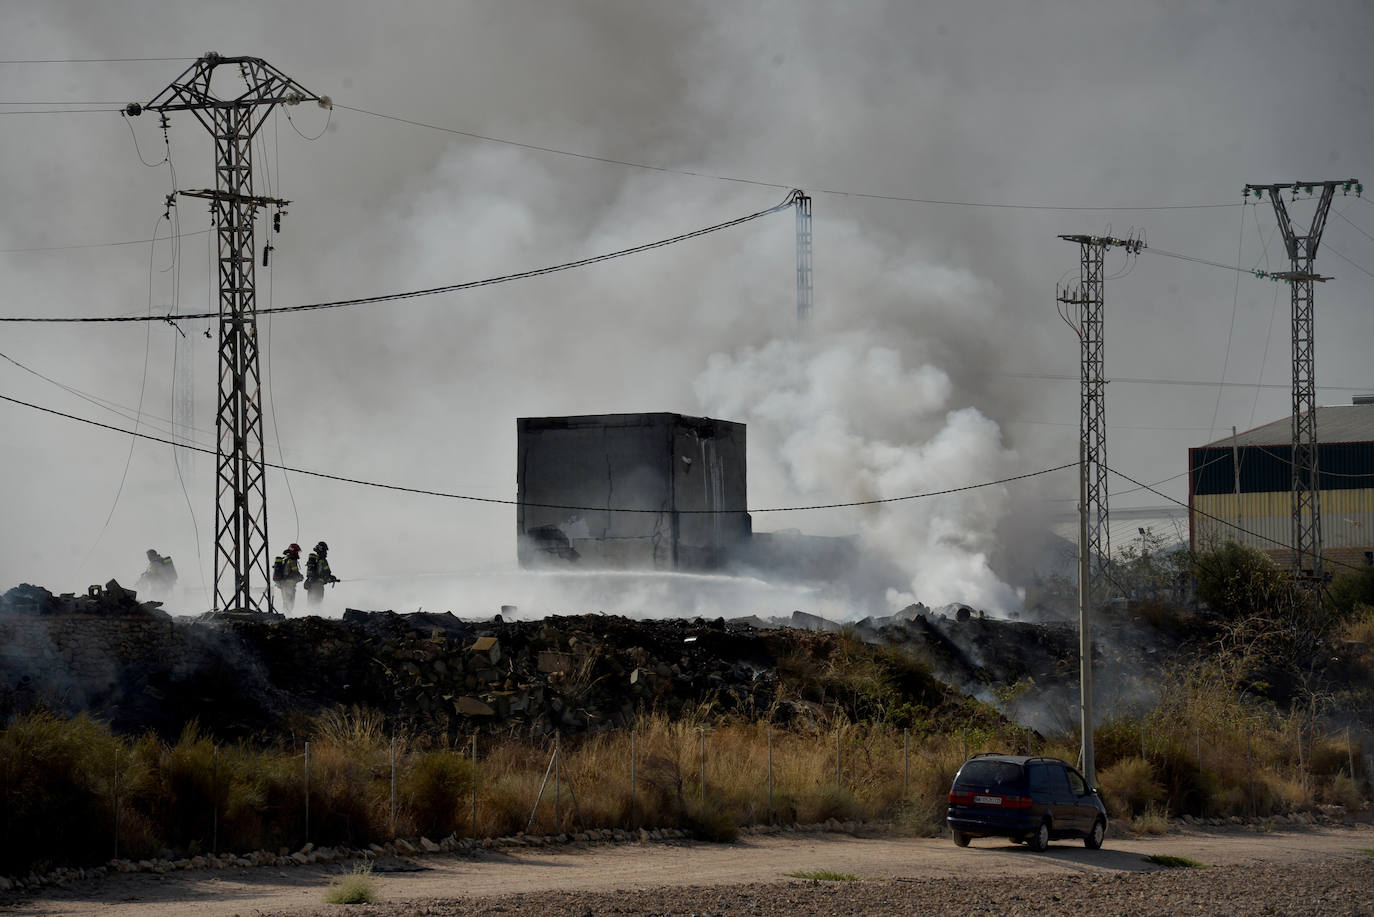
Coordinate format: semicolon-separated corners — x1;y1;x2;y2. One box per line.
684;802;739;842
0;712;120;871
402;750;474;840
1192;542;1293;620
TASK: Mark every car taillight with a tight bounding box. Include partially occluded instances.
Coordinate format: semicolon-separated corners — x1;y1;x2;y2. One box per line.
1000;794;1033;809
948;791;976;805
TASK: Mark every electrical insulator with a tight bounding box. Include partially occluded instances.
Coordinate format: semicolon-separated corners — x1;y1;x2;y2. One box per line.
273;212;281;233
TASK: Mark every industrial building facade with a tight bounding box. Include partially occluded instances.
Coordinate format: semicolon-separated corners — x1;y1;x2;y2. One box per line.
516;413;750;571
1189;400;1374;570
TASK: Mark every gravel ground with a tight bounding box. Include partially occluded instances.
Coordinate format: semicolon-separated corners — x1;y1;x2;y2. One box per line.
261;860;1374;917
7;827;1372;917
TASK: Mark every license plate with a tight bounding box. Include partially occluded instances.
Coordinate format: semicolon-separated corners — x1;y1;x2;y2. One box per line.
974;795;1002;805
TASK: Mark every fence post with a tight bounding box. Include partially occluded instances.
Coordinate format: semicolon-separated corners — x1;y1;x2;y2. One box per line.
113;743;120;861
903;728;909;797
212;745;219;856
699;728;706;807
1245;726;1255;817
390;736;397;838
763;725;774;824
630;727;637;829
555;734;562;836
304;740;310;846
1297;723;1305;801
961;727;968;762
471;733;478;838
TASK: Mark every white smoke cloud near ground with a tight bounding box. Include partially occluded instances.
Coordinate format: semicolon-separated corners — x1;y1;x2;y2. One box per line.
696;328;1022;617
2;1;1371;622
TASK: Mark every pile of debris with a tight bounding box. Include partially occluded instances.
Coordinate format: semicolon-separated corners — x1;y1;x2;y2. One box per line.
2;581;1177;742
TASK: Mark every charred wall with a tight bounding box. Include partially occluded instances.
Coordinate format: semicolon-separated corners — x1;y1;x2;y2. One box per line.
516;412;750;571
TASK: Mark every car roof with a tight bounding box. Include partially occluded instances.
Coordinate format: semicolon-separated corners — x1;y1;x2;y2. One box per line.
963;754;1073;766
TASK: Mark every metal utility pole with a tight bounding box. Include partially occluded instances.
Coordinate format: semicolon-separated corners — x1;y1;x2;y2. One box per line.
1243;180;1361;587
794;191;813;322
133;54;327;613
1056;232;1144;787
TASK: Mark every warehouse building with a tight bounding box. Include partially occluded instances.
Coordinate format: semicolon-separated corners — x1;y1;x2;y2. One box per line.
516;413;750;571
1189;398;1374;570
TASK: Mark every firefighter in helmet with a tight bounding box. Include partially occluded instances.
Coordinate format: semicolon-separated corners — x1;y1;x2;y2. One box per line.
303;541;339;607
272;543;304;612
139;549;178;601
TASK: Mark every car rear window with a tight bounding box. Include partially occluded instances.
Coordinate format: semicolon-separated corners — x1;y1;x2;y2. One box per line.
956;760;1023;788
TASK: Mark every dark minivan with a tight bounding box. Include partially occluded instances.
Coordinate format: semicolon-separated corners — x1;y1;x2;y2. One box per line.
946;754;1107;851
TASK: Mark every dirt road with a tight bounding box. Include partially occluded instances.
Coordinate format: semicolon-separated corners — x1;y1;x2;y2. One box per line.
5;825;1373;916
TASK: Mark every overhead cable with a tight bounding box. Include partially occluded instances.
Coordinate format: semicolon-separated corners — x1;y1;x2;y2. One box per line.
0;57;195;64
1;228;210;255
0;391;1074;514
0;192;802;323
338;104;1239;212
1106;464;1366;574
996;371;1371;393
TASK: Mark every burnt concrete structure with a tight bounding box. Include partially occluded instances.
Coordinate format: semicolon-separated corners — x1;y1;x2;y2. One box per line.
517;413;750;571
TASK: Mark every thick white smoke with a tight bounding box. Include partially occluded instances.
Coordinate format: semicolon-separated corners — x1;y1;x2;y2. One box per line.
695;330;1023;615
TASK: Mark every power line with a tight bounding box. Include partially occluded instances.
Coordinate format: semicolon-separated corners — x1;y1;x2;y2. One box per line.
0;228;210;254
339;104;1240;212
1106;464;1365;574
996;371;1371;393
0;193;800;323
1325;243;1374;280
1334;209;1374;245
0;57;195;64
0;391;1075;514
0;107;118;114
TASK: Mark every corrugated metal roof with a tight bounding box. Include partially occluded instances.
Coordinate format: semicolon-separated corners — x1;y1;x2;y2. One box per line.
1203;404;1374;448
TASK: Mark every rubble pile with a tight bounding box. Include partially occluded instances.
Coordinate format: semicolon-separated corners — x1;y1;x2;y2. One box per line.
1;581;1171;741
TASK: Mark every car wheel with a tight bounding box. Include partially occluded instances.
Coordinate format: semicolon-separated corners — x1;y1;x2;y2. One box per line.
953;830;971;847
1085;817;1106;850
1028;819;1050;852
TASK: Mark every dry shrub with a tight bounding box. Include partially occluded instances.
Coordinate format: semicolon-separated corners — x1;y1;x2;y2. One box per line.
0;711;121;871
1097;756;1165;819
684;802;739;842
1261;772;1306;814
1307;737;1355;778
1340;607;1374;647
1130;806;1170;835
1323;775;1364;811
402;751;474;840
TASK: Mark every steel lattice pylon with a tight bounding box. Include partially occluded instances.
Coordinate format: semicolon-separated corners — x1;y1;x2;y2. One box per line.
795;191;813;322
139;55;324;613
1057;232;1143;788
1057;235;1142;578
1244;180;1361;586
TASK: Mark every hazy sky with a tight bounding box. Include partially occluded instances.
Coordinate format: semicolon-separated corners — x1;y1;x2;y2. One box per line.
2;1;1372;617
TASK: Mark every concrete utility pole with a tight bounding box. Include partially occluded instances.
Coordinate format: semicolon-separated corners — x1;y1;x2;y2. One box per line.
1243;180;1361;588
1056;232;1144;787
795;191;813;323
132;54;327;613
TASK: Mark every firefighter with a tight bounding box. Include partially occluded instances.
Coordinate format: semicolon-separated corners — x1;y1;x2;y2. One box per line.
139;549;177;601
272;543;304;612
304;541;339;607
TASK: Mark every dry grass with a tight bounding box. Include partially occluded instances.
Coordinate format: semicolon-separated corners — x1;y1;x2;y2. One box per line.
0;694;1368;876
1097;757;1165;819
1130;806;1171;835
324;863;377;905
